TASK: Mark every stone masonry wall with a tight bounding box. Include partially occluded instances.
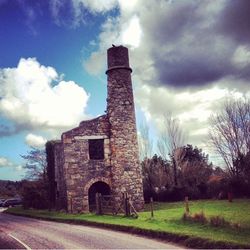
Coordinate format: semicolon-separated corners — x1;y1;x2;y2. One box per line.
49;46;145;213
54;141;67;210
106;46;144;210
61;115;111;212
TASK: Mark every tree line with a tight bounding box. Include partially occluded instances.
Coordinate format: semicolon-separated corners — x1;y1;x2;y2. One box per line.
139;97;250;202
19;96;250;208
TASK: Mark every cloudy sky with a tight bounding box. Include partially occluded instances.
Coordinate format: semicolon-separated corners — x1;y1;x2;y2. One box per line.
1;0;250;180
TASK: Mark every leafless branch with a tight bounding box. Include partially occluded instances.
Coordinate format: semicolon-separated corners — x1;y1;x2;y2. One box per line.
209;97;250;177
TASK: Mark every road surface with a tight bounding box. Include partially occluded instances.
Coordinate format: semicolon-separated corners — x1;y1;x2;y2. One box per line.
0;210;182;249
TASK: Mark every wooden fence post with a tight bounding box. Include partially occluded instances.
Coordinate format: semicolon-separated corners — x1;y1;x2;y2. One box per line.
96;193;101;215
185;196;189;214
124;193;128;216
70;196;73;213
228;192;233;202
98;193;102;214
150;197;154;218
124;193;130;216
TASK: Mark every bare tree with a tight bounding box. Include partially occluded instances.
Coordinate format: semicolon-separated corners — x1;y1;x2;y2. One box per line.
157;113;186;186
209;97;250;178
21;148;47;181
138;121;153;160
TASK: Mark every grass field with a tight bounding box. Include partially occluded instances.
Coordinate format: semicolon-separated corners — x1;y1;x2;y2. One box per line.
6;199;250;248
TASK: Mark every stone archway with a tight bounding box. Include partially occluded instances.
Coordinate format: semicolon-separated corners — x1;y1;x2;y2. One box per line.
88;181;111;212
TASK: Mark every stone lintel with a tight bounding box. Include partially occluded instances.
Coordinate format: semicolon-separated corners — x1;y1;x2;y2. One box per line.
74;135;109;140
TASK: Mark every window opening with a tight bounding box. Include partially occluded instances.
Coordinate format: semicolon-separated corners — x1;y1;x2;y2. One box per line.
89;139;104;160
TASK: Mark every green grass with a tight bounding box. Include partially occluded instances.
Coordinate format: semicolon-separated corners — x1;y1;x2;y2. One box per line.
6;199;250;248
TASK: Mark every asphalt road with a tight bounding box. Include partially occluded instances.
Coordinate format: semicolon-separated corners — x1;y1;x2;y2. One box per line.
0;210;182;249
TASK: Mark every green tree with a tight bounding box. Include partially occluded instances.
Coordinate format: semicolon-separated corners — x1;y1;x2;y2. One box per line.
177;144;213;189
142;154;172;201
166;144;213;199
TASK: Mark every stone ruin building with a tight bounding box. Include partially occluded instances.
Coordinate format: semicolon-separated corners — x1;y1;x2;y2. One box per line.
46;45;144;213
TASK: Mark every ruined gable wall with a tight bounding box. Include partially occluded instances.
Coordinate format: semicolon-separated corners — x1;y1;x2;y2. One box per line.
61;115;111;212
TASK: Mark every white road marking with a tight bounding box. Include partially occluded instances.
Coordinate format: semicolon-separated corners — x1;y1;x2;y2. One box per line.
8;233;32;250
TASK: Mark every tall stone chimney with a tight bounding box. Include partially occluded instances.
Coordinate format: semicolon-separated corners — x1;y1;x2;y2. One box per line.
106;45;144;210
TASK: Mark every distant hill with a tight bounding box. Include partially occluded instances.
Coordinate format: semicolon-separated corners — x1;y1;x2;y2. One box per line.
0;180;23;199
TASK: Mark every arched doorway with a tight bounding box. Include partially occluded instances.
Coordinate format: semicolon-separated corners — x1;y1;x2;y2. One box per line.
88;181;111;212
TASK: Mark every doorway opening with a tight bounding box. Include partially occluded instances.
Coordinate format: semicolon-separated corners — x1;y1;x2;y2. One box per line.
88;181;111;212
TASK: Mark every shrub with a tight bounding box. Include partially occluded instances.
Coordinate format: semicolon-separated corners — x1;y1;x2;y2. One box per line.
144;186;186;202
193;211;208;224
183;211;241;230
229;177;249;198
143;188;157;203
183;186;203;200
182;211;207;224
210;215;229;227
21;180;50;209
207;175;226;199
163;186;185;201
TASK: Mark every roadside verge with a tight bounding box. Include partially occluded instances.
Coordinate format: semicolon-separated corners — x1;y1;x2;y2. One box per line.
5;208;250;249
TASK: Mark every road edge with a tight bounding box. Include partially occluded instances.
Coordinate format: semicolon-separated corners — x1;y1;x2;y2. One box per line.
4;210;250;249
8;234;31;250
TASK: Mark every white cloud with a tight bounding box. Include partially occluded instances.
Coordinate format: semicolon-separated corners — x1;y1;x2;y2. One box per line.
118;0;138;12
51;0;139;28
15;165;23;171
83;51;106;75
71;0;138;17
50;0;118;28
0;157;23;172
83;15;121;74
121;15;142;48
49;0;64;26
74;0;250;163
25;133;47;148
0;157;13;167
83;9;144;74
0;58;90;134
84;13;142;73
232;45;250;68
135;82;250;153
72;0;117;13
